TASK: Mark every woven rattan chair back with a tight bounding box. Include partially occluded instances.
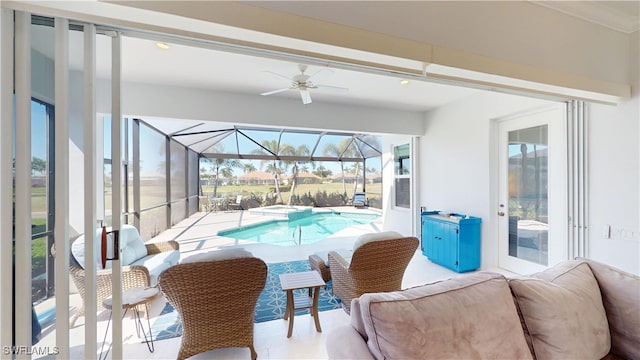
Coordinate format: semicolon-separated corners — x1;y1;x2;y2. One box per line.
328;236;419;313
158;256;267;360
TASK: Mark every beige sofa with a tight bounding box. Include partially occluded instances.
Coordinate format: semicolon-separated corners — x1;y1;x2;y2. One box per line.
327;258;639;359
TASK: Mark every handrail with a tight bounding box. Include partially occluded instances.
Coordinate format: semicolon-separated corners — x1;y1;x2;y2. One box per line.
292;225;302;245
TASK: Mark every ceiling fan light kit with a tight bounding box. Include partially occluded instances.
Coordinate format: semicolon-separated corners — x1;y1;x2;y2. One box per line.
261;64;348;104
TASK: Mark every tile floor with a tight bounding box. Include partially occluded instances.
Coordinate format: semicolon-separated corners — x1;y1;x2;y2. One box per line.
37;207;467;359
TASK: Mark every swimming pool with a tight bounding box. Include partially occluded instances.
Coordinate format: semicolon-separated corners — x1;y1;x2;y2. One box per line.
218;212;380;246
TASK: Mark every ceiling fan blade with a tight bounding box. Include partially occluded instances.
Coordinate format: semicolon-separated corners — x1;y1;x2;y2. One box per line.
315;84;349;93
261;88;291;96
300;89;312;104
307;68;334;85
263;70;293;82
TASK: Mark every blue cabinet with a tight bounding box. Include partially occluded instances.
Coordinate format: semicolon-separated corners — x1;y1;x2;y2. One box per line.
421;211;481;273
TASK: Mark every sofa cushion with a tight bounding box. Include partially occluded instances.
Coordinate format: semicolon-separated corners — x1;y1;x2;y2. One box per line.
180;248;253;264
353;231;402;251
353;272;532;360
119;225;148;266
509;260;611;360
583;258;640;359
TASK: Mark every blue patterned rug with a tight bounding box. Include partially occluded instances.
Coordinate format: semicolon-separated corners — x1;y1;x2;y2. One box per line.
148;259;341;341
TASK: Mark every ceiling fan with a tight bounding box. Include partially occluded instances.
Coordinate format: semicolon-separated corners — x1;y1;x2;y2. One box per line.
260;64;348;104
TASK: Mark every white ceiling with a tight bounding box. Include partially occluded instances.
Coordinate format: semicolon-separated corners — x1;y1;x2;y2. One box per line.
533;1;639;34
32;1;638;114
115;36;479;112
26;25;482;112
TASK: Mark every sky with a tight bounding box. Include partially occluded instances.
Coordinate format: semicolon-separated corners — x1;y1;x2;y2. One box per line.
102;117;382;177
31;111;380;178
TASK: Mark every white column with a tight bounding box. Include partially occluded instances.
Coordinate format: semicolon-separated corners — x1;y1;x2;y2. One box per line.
110;32;123;360
83;23;98;359
54;17;70;358
0;7;15;354
14;11;32;359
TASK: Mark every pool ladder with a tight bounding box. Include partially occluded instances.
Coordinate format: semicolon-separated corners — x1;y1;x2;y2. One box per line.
292;225;302;245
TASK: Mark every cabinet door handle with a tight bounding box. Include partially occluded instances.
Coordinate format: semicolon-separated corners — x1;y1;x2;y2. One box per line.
498;211;505;216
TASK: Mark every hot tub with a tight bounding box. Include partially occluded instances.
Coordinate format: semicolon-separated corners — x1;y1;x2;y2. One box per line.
248;205;313;220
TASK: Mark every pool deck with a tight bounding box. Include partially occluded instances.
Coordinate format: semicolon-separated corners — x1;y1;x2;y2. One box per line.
150;206;385;263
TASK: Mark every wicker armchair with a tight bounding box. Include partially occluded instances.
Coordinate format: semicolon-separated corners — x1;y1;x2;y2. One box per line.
328;236;419;314
158;256;267;360
69;234;179;326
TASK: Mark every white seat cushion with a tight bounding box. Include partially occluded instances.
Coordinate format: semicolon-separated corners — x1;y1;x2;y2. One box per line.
130;250;180;285
353;231;403;251
315;249;354;266
180;248;254;264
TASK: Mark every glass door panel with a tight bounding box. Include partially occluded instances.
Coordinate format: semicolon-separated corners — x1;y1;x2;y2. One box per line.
498;105;568;274
507;126;549;266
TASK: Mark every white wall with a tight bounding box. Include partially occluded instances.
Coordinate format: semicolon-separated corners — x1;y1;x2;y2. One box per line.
586;31;639;275
420;91;558;270
119;82;424;135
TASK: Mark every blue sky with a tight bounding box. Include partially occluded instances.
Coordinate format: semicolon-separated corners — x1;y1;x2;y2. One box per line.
30;101;48;161
102;117;381;176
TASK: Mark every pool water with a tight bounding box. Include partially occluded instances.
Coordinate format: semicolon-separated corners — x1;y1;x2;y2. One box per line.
218;212;380;246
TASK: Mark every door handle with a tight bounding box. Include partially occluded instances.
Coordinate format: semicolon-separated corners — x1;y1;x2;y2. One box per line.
498;211;505;216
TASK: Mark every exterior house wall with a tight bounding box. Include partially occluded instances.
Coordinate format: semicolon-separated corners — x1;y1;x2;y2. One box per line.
421;92;561;271
420;86;639;274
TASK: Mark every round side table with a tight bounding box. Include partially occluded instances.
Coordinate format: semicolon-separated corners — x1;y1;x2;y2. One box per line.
100;286;159;359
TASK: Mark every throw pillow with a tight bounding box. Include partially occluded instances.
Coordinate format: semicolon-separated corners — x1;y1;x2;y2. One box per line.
357;272;533;359
583;258;640;359
509;260;611;359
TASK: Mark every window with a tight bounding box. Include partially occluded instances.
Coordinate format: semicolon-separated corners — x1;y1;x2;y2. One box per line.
394;143;410;208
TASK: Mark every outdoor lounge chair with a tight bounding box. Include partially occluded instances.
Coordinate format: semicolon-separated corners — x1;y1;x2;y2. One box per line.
158;251;267;360
352;192;367;208
328;232;419;314
68;225;180;326
227;194;244;211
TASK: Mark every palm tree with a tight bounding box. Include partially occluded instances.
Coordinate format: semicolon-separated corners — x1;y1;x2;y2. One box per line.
253;139;292;204
285;144;312;205
324;138;356;195
203;157;241;197
323;143;347;195
243;163;257;174
313;165;332;179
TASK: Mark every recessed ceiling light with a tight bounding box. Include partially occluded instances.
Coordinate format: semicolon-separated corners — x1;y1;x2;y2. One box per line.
156;42;170;50
399;79;410;85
